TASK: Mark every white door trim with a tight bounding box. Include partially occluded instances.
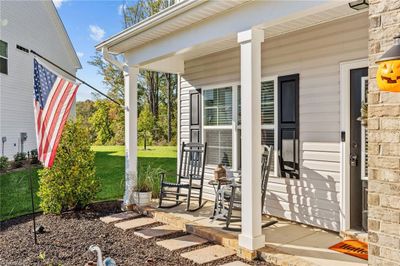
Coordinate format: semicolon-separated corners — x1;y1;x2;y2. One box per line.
339;58;368;232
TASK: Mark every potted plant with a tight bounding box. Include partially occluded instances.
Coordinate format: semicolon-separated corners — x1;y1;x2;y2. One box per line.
132;174;153;206
130;166;164;207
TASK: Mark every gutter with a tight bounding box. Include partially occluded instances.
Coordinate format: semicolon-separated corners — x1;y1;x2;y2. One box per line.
95;0;206;51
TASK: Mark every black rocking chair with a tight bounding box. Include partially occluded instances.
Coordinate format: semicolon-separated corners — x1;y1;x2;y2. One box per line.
158;142;207;211
222;145;277;230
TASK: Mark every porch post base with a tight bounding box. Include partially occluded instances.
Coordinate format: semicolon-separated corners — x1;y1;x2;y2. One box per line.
238;234;265;252
237;246;261;261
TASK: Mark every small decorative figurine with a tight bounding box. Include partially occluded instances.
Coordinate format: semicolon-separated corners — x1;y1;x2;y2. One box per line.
214;164;226;181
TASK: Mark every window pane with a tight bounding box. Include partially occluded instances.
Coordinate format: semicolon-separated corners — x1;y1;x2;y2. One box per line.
238;81;274;125
205;129;232;166
262;129;275;173
261;80;274;124
0;41;7;58
0;57;7;74
204;87;232;126
238;129;275;173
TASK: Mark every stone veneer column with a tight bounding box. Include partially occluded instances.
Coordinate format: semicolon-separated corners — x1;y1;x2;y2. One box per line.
368;1;400;265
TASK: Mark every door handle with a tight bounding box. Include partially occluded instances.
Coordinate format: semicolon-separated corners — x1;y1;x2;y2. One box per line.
350;154;358;167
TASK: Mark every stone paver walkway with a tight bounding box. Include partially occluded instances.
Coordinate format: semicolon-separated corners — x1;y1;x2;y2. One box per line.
181;245;236;264
114;217;157;231
100;212;140;224
156;234;208;251
134;224;181;239
220;261;251;266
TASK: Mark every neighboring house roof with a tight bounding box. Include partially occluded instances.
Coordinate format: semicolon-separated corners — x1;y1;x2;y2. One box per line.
43;1;82;70
95;0;248;53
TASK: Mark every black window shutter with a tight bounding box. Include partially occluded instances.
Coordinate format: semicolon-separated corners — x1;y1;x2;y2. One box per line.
278;74;299;179
189;89;201;143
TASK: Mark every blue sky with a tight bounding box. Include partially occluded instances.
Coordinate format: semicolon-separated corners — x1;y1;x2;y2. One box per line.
54;0;128;101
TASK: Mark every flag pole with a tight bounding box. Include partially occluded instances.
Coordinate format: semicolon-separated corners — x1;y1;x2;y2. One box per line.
28;160;38;245
29;50;123;107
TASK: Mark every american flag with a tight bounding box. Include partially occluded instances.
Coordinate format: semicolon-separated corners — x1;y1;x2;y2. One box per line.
33;59;79;168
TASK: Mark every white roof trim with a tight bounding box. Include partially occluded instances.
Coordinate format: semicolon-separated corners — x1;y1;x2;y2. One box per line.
96;0;204;50
95;0;248;52
43;1;82;69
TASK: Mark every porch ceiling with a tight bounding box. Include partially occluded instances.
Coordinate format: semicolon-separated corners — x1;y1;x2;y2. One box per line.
97;0;366;73
177;3;364;62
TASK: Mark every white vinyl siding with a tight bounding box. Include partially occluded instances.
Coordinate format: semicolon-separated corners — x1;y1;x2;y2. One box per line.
0;1;79;158
179;13;368;231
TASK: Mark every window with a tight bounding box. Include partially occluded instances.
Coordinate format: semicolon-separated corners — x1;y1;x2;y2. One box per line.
238;79;278;174
0;40;8;74
261;80;276;173
200;77;295;178
203;87;233;167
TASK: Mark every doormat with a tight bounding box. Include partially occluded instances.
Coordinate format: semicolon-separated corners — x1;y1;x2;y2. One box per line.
329;240;368;260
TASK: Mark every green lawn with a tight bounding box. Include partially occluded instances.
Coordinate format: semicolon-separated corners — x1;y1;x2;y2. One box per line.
0;146;177;221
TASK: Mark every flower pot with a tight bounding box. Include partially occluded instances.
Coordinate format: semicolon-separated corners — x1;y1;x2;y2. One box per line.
132;191;152;206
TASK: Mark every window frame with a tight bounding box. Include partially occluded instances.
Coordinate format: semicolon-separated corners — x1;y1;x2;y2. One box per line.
261;76;279;177
200;76;279;176
0;40;8;75
202;82;239;170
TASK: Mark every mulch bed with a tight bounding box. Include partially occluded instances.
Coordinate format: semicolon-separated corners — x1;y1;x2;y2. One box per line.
0;201;269;265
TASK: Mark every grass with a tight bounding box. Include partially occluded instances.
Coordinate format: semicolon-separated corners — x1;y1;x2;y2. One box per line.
0;146;177;221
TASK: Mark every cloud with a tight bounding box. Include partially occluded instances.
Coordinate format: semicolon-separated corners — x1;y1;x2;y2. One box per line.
89;25;105;42
77;52;84;58
118;4;127;16
53;0;66;8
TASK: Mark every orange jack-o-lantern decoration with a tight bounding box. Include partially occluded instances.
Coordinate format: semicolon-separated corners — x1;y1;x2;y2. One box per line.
377;60;400;92
376;35;400;92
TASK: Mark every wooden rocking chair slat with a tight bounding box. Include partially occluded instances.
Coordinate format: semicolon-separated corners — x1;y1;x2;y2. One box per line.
158;142;207;211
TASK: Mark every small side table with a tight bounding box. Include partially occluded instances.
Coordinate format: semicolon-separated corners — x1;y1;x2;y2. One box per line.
208;179;232;221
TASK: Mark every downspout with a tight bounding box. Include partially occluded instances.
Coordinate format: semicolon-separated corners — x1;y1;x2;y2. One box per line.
101;47;127;71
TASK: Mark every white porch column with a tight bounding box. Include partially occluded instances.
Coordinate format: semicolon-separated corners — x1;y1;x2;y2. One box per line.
123;66;139;206
238;28;265;251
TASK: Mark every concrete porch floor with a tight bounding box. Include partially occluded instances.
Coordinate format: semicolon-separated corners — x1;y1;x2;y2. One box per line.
147;200;367;266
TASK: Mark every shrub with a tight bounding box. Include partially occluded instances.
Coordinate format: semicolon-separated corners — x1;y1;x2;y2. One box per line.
0;156;8;171
13;152;27;168
38;120;100;214
29;149;40;165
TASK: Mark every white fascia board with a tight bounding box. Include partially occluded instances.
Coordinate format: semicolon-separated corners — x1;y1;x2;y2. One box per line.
43;1;82;69
125;0;345;66
95;0;205;51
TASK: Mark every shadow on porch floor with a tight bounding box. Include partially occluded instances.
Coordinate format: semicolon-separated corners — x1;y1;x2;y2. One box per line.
147;200;367;266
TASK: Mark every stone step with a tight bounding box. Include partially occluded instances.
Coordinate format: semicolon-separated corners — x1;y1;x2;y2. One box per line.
100;212;141;224
114;217;157;231
156;234;208;251
181;244;236;264
220;261;251;266
134;224;181;239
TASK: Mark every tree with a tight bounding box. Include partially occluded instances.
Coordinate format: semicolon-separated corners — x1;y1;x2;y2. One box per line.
124;0;174;121
38;120;100;214
89;100;114;145
79;0;179;146
88;52;125;100
138;104;155;150
164;73;176;142
76;100;96;142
